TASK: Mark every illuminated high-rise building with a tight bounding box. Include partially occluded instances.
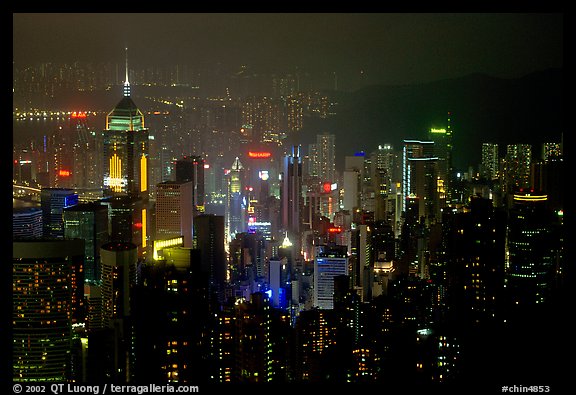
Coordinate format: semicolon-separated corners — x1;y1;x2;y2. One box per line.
427;113;453;201
100;242;137;326
101;195;148;258
103;49;149;197
350;224;373;302
502;144;531;195
481;143;499;180
342;154;365;215
63;202;109;283
439;196;507;325
175;156;205;213
155;180;194;247
41;188;78;238
316;133;336;183
269;257;288;309
532;143;564;214
281;145;303;240
505;192;559;308
100;241;138;382
13;207;43;239
402;140;438;222
234;293;274;382
133;247;208;383
542;142;562;162
286;95;304;134
313;245;348;310
226;157;245;241
13;239;85;382
294;309;339;381
370;144;397;220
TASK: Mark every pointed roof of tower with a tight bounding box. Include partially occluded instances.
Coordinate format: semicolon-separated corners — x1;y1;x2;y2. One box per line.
123;47;131;98
281;232;293;248
231;157;244;171
105;48;145;131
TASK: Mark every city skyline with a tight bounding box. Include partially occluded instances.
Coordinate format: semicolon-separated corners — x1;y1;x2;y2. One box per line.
10;11;566;391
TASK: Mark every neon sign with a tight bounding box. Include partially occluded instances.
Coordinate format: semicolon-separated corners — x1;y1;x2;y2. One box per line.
248;151;272;159
70;112;87;119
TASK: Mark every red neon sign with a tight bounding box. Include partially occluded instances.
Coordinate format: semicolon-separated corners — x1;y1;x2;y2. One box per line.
134;222;143;229
58;170;71;177
248;151;272;159
71;112;87;119
328;227;342;234
322;182;331;193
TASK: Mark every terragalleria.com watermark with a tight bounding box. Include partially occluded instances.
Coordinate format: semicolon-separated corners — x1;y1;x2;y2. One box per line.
12;384;199;395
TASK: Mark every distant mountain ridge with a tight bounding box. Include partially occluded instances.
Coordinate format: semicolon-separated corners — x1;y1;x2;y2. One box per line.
302;68;563;171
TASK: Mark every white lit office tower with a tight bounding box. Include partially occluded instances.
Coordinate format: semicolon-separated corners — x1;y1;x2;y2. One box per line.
313;245;348;310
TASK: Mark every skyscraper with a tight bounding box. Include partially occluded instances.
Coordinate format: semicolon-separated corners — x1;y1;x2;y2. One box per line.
13;207;43;239
63;202;109;283
316;133;336;183
343;154;365;214
103;49;149;197
100;241;138;382
13;239;85;382
481;143;499;180
194;214;226;303
370;144;397;220
503;144;531;195
402;140;438;222
101;195;147;258
281;145;303;240
41;188;78;238
427;113;453;201
175;156;205;213
505;191;558;308
155;180;194;247
227;157;245;241
234;293;274;382
313;245;348;310
350;224;373;302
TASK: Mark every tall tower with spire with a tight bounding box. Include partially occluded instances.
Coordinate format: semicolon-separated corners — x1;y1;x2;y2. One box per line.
103;48;149;197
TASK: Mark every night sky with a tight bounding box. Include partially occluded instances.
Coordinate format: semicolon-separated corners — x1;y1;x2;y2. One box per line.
13;13;563;88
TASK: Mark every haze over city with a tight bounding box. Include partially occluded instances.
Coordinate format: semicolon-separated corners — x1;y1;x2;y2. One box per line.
11;12;566;392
